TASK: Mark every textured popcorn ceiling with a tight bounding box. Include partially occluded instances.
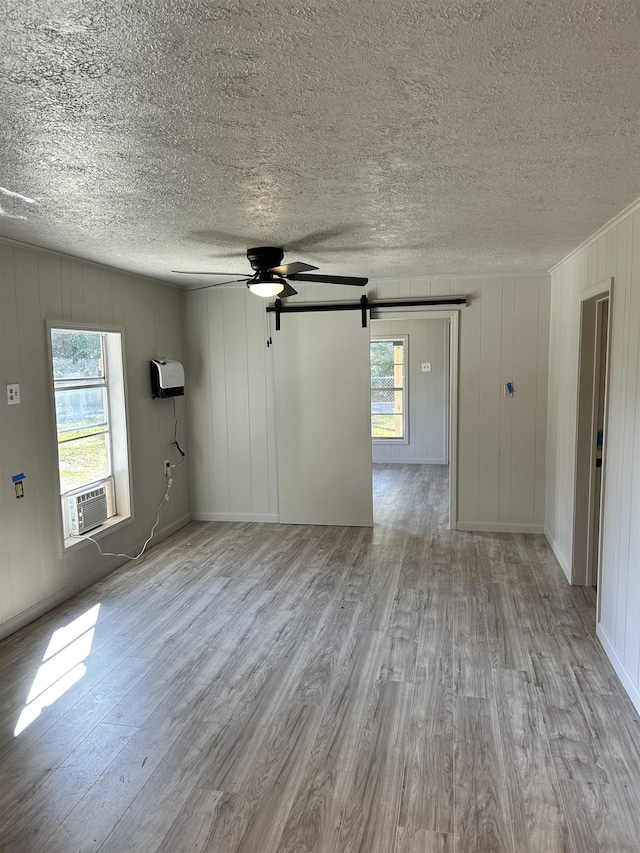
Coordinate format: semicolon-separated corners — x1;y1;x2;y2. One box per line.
1;0;639;284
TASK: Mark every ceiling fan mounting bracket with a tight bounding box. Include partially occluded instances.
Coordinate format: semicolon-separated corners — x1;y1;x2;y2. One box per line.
246;246;284;271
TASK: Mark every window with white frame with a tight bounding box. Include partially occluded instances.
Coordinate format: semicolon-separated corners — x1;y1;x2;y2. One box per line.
370;336;408;441
49;325;131;544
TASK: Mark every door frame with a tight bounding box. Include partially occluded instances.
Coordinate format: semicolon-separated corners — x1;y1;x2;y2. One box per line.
572;278;613;594
370;308;460;529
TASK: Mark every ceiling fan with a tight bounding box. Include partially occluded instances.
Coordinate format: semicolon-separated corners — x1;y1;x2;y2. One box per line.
172;246;368;297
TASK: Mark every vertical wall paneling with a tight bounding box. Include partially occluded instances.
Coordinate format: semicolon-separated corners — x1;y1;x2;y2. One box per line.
245;292;271;514
510;277;539;523
223;290;252;513
547;201;640;713
457;279;483;525
12;248;47;612
0;240;190;639
206;291;229;514
0;245;19;622
183;290;205;513
498;278;515;524
623;214;640;684
534;280;550;527
478;280;503;522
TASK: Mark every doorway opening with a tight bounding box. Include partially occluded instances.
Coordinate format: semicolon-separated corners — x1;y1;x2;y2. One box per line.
369;310;459;531
573;281;612;593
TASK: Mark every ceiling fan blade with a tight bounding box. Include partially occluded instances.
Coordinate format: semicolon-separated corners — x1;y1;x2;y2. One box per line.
185;278;250;292
287;273;368;287
279;283;298;298
268;261;318;276
172;270;246;276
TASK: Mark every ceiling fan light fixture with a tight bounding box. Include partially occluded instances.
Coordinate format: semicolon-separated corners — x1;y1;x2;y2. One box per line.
248;271;286;297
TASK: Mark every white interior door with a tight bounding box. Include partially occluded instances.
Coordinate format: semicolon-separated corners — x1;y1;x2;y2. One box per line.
273;310;373;527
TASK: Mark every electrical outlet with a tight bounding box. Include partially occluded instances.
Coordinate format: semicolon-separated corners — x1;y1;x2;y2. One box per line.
7;384;20;405
421;363;432;372
164;460;171;476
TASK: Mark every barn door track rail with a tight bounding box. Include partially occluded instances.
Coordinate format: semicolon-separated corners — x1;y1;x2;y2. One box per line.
266;295;468;332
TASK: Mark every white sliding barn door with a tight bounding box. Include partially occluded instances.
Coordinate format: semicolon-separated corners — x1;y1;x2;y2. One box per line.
273;310;373;527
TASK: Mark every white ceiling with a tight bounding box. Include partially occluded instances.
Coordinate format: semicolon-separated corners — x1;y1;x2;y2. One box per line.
2;0;639;286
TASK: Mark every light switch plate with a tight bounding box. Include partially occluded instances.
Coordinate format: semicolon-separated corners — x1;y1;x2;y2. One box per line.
421;363;432;372
7;384;20;405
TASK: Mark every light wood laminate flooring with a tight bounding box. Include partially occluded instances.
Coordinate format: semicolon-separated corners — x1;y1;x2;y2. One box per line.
1;464;640;852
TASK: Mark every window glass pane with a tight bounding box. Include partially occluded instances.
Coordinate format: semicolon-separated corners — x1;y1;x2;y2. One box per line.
54;388;108;438
370;341;395;382
57;433;110;493
370;337;405;439
371;388;394;409
51;330;104;382
371;414;396;437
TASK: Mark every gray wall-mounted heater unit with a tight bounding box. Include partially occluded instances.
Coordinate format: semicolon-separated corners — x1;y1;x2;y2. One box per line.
150;358;185;398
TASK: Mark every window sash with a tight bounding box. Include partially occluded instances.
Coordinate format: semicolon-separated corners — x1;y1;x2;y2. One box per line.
370;337;406;440
51;331;114;494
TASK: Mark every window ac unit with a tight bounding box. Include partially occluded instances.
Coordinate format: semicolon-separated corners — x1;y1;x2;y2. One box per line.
64;478;114;536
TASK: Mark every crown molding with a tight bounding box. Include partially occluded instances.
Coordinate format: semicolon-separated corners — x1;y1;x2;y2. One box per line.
550;196;640;274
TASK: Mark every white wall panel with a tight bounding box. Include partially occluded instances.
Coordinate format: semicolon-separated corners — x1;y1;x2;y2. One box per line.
186;274;549;531
547;201;640;712
0;241;191;638
371;318;448;464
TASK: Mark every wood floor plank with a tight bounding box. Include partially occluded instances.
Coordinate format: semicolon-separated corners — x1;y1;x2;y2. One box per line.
379;587;423;682
398;663;454;834
454;571;493;699
454;696;514;853
485;581;529;672
416;574;453;665
495;696;572;853
0;721;137;852
97;721;225;852
395;827;456;853
277;629;385;853
156;788;227;853
539;701;609;785
233;702;322;853
578;691;640;788
334;679;412;853
43;677;212;852
559;779;640;853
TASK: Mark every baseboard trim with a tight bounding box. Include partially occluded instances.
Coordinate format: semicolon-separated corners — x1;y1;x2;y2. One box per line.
456;521;544;534
597;623;640;716
544;528;571;582
192;512;280;523
0;514;192;642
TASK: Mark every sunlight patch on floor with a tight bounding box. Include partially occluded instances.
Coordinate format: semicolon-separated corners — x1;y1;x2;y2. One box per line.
14;603;100;736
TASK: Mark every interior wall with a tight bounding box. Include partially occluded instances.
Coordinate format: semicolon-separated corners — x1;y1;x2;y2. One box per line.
546;202;640;711
0;241;191;639
371;317;448;464
185;273;550;532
